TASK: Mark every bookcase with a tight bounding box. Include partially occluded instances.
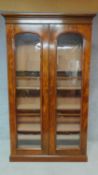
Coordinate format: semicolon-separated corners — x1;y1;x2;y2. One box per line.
3;13;94;161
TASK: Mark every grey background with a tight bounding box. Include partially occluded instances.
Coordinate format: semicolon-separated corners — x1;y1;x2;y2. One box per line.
0;14;98;175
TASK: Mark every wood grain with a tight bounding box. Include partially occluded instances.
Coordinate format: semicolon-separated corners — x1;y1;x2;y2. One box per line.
5;14;93;162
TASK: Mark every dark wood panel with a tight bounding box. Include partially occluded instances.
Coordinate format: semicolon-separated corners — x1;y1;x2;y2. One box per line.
16;70;81;78
57;71;81;77
16;71;40;77
57;89;81;97
16;109;40;113
16;89;40;97
57;109;80;114
17;89;81;97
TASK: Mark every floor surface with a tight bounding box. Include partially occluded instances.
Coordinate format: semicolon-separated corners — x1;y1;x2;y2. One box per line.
0;140;98;175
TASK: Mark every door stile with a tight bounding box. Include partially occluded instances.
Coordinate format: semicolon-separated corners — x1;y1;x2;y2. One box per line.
49;25;57;154
41;25;50;154
80;24;92;154
6;24;17;156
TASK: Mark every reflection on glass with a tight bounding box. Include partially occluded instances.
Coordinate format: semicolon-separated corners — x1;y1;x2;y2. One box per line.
15;33;41;149
56;33;83;149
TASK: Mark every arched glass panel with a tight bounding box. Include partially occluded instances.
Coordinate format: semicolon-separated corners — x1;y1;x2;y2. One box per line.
56;33;83;149
15;33;41;149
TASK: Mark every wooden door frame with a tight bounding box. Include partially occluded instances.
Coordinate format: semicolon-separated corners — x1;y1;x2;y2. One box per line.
6;23;49;157
49;23;92;158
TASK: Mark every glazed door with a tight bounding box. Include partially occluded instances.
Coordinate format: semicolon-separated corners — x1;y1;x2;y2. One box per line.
49;24;91;155
7;24;49;155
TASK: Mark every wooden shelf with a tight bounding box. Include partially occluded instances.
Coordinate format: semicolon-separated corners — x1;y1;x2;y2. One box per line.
18;134;41;140
16;71;81;79
17;104;40;110
57;71;81;77
16;71;40;77
56;144;79;149
57;89;81;97
57;97;81;110
57;123;80;132
18;123;41;132
57;116;80;124
57;79;81;92
16;87;40;90
18;133;80;141
17;86;81;90
57;86;81;90
17;123;80;133
17;116;40;123
16;89;40;97
17;115;80;124
17;143;41;149
17;104;80;111
16;76;40;80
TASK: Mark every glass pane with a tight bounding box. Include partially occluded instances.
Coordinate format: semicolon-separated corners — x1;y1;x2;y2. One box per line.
56;33;83;149
15;33;41;149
